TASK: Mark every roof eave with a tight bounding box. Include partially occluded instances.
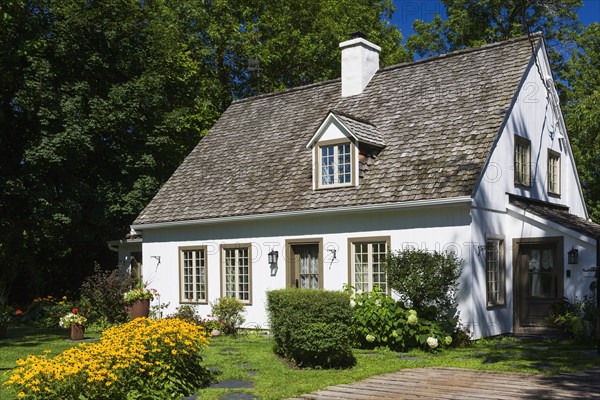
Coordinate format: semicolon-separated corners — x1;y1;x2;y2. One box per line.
132;196;472;231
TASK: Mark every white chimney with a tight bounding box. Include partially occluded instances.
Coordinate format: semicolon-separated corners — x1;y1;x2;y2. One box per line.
339;33;381;97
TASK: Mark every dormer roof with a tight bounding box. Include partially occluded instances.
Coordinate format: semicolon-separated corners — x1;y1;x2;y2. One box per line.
307;111;385;149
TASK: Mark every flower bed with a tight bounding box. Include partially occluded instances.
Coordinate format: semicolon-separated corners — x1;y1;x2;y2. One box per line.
3;318;212;399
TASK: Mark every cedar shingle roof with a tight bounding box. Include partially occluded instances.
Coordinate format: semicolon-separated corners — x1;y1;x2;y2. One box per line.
134;36;537;226
331;112;385;148
510;196;600;239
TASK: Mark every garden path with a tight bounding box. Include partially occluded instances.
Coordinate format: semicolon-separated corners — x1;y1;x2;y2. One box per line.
288;366;600;399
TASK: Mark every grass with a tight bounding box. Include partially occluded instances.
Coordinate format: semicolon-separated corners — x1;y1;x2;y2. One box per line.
1;326;598;400
197;333;600;400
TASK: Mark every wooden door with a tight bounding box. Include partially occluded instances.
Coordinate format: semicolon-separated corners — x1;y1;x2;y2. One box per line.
289;244;320;289
514;238;563;333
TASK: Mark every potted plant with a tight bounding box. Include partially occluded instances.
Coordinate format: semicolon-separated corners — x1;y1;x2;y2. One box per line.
59;308;87;340
124;286;156;319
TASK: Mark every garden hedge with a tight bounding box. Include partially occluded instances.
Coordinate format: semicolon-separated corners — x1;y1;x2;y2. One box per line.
266;288;355;368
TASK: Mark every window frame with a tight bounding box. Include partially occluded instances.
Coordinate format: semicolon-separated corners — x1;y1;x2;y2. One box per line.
348;236;391;293
485;235;505;308
220;243;252;305
547;149;561;195
514;135;531;187
179;246;209;304
315;139;356;189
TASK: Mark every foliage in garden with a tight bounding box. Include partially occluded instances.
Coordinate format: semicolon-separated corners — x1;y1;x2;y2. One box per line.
348;287;451;352
79;265;137;327
547;295;598;342
385;248;462;323
3;318;212;399
168;304;224;333
19;296;80;329
267;288;355;368
210;297;246;335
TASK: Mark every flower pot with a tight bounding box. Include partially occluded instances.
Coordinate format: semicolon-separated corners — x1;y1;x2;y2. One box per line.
0;324;7;339
70;324;84;340
129;299;150;319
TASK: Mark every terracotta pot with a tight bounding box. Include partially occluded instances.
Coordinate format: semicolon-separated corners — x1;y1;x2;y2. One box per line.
0;324;7;339
129;299;150;319
70;324;84;340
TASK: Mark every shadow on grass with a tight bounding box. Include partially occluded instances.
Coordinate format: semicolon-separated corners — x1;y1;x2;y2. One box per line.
0;325;69;346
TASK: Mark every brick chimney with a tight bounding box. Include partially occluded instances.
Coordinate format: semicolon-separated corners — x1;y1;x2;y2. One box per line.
339;32;380;97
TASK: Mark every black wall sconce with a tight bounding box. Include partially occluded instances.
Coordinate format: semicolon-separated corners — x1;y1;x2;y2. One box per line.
568;247;579;265
268;250;279;265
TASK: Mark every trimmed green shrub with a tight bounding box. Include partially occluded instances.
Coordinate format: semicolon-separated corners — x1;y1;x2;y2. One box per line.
211;297;246;335
349;287;450;352
385;248;461;322
267;288;355;368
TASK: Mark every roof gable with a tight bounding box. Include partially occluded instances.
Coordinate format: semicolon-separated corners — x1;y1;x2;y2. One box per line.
307;111;385;149
134;36;537;226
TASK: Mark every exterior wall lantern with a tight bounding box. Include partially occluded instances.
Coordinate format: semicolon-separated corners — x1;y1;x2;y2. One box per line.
268;250;279;265
568;247;579;265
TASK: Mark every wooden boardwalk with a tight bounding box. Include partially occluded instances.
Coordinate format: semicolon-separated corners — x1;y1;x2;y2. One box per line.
289;367;600;399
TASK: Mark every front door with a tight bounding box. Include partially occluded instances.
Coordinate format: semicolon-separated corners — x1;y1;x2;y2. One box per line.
514;237;563;333
288;244;321;289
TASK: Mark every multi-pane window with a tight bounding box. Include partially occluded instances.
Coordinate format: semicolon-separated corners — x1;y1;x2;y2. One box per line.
486;239;505;306
352;241;387;292
548;150;560;194
320;143;351;186
223;246;251;304
514;136;531;186
180;248;207;303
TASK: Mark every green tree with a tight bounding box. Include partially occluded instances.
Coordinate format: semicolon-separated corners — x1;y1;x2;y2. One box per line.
406;0;582;71
563;23;600;222
0;0;222;299
0;0;410;301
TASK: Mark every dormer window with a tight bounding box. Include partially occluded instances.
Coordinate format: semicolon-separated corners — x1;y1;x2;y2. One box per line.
308;111;385;190
319;141;353;187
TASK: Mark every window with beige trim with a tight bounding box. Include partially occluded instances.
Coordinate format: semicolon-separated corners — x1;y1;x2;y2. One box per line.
221;245;251;304
350;239;388;292
514;136;531;186
317;141;353;188
547;150;560;195
180;247;208;303
486;239;505;307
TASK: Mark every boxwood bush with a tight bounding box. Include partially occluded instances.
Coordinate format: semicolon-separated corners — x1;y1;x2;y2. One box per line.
266;288;355;368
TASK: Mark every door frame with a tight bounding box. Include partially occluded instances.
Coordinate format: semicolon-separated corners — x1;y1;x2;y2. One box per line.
512;236;564;334
285;238;324;289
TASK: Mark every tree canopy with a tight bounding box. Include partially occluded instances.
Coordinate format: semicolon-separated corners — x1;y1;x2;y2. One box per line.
0;0;409;301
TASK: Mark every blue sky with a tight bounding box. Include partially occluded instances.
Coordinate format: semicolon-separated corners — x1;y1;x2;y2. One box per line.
390;0;600;41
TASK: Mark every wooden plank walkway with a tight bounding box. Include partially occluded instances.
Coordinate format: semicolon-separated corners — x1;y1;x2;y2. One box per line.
289;367;600;399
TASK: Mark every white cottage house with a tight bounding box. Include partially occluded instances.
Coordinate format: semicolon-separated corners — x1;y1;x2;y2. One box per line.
131;33;599;338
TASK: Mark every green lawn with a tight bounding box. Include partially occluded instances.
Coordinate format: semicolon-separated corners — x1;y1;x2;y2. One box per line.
1;326;599;400
197;333;600;400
